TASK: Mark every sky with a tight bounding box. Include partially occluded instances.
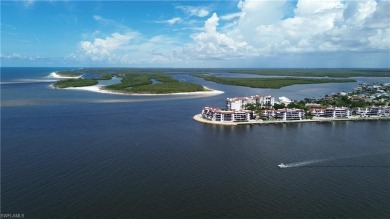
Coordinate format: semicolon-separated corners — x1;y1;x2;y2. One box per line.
1;0;389;68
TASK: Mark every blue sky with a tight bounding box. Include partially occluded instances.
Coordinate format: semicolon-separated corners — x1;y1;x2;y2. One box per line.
1;0;389;68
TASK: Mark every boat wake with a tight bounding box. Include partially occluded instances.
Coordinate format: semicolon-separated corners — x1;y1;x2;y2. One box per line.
279;159;326;168
278;150;390;169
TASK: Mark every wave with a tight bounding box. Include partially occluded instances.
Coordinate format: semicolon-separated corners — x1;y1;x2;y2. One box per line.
1;72;77;85
46;72;81;79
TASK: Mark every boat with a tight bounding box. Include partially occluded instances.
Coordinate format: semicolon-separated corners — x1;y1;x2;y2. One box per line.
278;163;288;168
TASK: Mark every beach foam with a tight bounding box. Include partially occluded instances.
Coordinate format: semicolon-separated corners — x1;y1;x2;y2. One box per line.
47;72;82;79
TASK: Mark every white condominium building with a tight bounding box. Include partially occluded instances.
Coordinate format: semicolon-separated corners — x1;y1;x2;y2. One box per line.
355;106;390;116
261;108;305;120
310;108;326;117
275;108;305;120
325;107;351;118
201;107;253;122
226;95;275;110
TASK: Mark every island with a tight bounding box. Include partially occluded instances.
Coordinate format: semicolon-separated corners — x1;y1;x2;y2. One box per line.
50;68;223;96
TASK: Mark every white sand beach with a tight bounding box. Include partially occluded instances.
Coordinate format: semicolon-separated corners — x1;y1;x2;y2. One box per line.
48;71;223;96
52;84;224;96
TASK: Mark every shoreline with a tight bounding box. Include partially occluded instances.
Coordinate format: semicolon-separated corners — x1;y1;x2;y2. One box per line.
50;84;224;96
193;114;390;126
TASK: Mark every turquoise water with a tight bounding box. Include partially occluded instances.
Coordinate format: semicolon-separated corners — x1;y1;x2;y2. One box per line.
1;67;390;218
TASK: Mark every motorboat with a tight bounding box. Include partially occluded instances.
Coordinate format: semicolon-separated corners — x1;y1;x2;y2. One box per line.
278;163;288;168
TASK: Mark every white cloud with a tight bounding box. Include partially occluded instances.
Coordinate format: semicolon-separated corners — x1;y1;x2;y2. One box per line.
24;0;35;7
176;5;210;17
294;0;344;15
74;0;389;67
77;32;182;65
79;32;138;61
92;15;129;30
226;0;389;55
220;12;241;21
1;53;27;59
93;15;104;22
155;17;182;25
183;13;254;60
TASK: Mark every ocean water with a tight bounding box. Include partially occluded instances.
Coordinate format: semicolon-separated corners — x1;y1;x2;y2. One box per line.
1;67;390;218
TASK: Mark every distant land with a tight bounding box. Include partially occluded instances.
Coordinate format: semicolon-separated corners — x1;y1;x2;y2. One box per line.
54;68;390;77
49;68;390;95
193;74;356;89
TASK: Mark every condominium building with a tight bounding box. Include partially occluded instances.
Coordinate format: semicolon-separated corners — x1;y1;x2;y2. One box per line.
310;108;326;117
355;106;390;116
325;107;351;118
226;95;275;110
201;107;253;122
261;108;305;120
275;108;305;120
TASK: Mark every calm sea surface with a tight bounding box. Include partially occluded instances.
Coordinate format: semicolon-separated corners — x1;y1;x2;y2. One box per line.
1;67;390;218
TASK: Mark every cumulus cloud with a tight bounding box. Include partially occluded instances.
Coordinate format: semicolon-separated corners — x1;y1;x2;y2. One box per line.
183;13;254;60
77;32;181;65
226;0;389;55
79;32;138;61
75;0;389;67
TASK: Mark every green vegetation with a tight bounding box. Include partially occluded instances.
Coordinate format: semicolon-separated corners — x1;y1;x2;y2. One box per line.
317;95;384;108
53;79;98;88
58;68;390;78
105;74;154;90
191;68;390;77
130;82;204;94
56;71;82;77
54;69;207;94
56;69;112;80
194;75;356;89
105;73;206;94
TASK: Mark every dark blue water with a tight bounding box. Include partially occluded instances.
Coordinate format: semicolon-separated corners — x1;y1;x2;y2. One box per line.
1;67;390;218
